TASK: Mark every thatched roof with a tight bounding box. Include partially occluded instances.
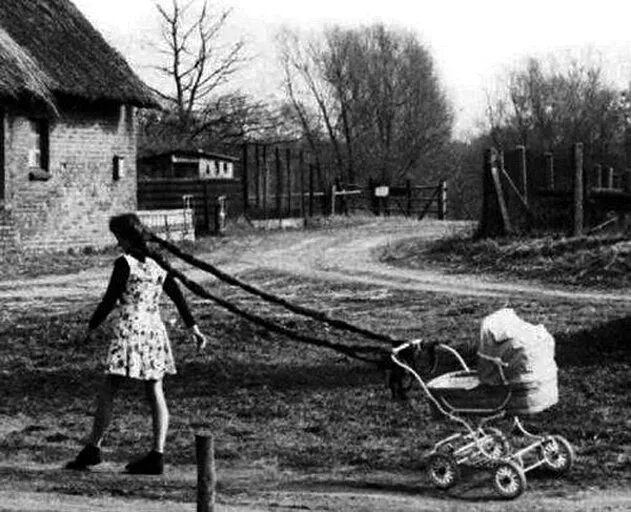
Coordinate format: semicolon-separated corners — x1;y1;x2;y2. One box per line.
0;0;158;109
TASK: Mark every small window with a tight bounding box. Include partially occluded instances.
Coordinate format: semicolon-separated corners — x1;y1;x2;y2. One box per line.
28;119;49;171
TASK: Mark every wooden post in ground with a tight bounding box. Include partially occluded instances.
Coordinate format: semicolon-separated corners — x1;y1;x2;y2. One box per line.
624;169;631;194
196;434;216;512
516;145;528;204
254;144;260;208
330;183;336;216
317;162;325;215
299;150;305;221
437;180;447;220
308;164;314;217
545;152;554;190
242;144;248;218
286;148;292;217
478;148;511;237
594;164;602;189
406;179;412;216
262;146;268;221
573;142;584;237
606;166;614;190
275;147;282;219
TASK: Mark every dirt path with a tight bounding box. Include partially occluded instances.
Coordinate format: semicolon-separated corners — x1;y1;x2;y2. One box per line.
3;218;631;315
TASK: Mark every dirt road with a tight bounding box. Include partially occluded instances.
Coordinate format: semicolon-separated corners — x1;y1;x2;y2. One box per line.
3;218;631;316
2;217;631;511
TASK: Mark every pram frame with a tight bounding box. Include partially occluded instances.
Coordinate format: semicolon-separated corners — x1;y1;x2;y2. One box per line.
392;340;574;499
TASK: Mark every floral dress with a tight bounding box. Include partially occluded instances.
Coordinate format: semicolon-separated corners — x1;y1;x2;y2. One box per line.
105;254;176;380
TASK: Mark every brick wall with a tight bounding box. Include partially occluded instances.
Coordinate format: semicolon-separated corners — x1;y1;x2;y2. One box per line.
3;103;138;252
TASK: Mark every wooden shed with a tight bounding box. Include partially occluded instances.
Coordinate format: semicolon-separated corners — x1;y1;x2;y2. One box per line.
137;150;242;233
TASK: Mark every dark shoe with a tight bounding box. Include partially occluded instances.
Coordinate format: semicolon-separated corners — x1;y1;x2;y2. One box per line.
65;444;102;470
125;450;164;475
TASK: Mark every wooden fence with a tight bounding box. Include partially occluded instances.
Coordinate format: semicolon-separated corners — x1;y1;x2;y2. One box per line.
242;143;447;221
479;143;631;237
137;179;241;234
138;144;449;234
137;208;195;242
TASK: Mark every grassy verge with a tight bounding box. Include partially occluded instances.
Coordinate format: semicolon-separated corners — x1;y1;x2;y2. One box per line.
0;269;629;500
379;232;631;288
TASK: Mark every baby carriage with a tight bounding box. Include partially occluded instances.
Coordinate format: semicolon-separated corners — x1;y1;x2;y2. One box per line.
391;309;574;499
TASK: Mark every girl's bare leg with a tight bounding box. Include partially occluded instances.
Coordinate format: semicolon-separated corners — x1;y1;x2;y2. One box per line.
87;375;122;447
144;379;168;453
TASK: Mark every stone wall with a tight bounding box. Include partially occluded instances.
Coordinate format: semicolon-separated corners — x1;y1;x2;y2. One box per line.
3;103;138;252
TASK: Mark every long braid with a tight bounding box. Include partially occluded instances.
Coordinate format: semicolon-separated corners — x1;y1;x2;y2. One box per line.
140;228;386;365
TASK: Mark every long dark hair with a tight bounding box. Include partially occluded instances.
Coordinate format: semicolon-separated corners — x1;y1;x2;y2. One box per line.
109;213;150;256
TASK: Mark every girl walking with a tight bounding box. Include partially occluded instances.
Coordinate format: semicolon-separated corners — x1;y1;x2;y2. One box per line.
66;213;207;475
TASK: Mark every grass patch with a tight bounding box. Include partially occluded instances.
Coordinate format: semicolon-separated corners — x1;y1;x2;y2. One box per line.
0;269;630;500
379;232;631;288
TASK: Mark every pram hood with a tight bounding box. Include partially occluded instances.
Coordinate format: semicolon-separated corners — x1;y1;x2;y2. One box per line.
477;308;558;387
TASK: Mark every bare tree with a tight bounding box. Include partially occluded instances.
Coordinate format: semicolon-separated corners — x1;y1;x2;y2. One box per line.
485;57;629;155
154;0;245;125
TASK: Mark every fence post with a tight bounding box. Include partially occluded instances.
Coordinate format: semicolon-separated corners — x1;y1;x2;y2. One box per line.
478;147;510;237
242;144;248;218
594;164;602;189
286;148;292;217
330;183;336;216
262;146;268;221
308;164;314;217
406;179;412;216
196;433;216;512
573;142;584;237
438;180;447;220
545;152;554;190
606;166;614;190
275;147;282;219
516;145;528;204
317;162;326;215
624;169;631;194
254;144;260;208
299;150;305;221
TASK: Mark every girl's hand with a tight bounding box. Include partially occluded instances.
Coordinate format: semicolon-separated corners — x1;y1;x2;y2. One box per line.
188;325;208;353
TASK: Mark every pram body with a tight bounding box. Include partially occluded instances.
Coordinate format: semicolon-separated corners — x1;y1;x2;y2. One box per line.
391;310;574;499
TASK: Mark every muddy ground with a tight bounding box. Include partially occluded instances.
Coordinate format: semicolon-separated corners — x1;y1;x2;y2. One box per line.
0;217;630;511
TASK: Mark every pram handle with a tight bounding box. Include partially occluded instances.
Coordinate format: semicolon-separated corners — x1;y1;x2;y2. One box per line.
391;341;470;372
392;339;424;355
435;344;470;372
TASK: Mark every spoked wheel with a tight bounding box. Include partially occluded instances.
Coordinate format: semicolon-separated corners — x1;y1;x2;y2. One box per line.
541;435;575;473
493;461;526;499
427;453;459;489
482;427;512;460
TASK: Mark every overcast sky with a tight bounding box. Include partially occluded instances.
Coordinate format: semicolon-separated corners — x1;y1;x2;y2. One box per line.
73;0;631;139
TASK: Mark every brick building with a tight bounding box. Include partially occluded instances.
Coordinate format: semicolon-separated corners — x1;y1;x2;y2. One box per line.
0;0;157;255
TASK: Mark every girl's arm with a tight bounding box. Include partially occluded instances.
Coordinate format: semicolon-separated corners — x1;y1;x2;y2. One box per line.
88;257;129;330
163;274;196;327
163;275;207;351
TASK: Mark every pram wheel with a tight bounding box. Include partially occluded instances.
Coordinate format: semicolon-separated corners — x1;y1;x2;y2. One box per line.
484;427;511;459
427;452;459;489
493;461;526;499
541;435;574;473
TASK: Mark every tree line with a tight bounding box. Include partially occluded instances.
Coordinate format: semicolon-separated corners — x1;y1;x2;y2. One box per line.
138;0;631;220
